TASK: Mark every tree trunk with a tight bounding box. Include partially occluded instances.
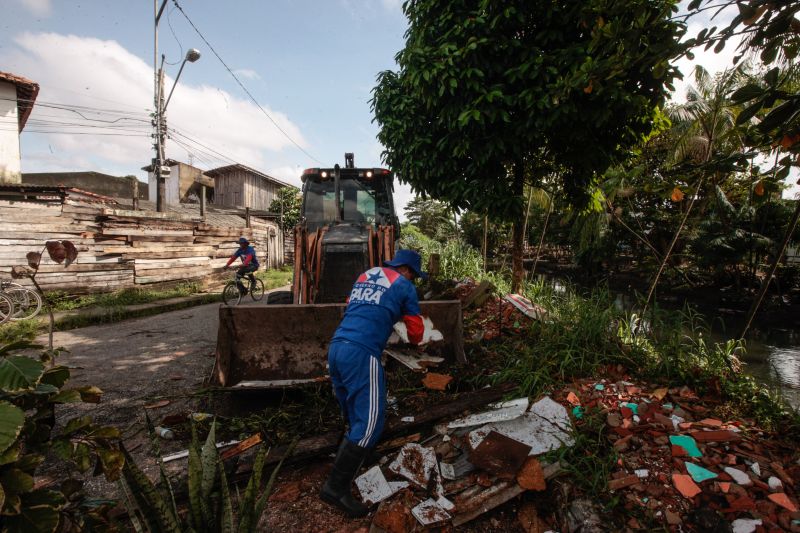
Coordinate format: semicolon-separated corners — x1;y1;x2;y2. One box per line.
511;161;525;293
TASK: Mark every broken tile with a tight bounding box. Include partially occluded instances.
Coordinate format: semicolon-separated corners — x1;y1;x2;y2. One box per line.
355;465;408;505
411;498;451;526
572;406;584;419
516;457;546;491
750;461;761;477
608;475;640;491
635;469;649;479
672;474;702;498
594;383;605;391
689;429;741;442
669;435;702;458
767;492;798;512
448;398;529;429
698;418;723;427
373;497;416;533
422;372;453;391
566;391;580;405
686;462;718;483
607;412;622;427
768;476;783;492
651;387;668;400
731;518;762;533
389;443;439;489
469;430;531;478
724;467;752;486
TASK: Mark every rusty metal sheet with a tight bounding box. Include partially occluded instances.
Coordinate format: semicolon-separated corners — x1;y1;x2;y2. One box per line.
213;300;464;388
468;430;532;479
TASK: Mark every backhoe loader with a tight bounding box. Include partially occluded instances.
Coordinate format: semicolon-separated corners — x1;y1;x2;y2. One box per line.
212;154;465;388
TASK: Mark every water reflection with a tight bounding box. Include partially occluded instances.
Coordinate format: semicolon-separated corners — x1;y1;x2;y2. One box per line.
531;274;800;409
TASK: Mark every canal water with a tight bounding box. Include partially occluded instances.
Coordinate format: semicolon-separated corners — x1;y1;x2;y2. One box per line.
539;276;800;409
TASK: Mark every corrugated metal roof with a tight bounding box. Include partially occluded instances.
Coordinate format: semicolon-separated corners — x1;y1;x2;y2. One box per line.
205;163;296;189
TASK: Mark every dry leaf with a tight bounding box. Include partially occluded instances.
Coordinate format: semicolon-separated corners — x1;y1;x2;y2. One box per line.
583;80;593;94
754;181;765;196
46;241;67;264
670;187;684;202
26;251;41;268
11;265;29;279
144;399;170;409
63;240;78;266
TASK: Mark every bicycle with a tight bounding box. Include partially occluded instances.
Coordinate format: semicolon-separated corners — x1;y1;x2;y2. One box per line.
221;269;265;306
0;292;14;325
1;281;43;321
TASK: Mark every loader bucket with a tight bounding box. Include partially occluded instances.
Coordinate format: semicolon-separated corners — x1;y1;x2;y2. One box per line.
212;300;465;389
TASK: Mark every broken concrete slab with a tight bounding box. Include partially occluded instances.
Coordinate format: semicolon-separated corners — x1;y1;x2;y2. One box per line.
410;498;451;526
355;465;409;505
467;396;575;455
447;397;529;429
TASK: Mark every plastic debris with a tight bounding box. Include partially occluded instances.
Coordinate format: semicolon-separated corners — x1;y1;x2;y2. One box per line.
594;383;605;391
154;426;174;439
447;397;529;429
669;435;702;458
503;293;548;321
401;416;415;423
685;462;717;483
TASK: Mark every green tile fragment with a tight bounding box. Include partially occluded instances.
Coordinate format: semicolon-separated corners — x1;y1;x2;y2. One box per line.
686;462;717;483
572;406;584;419
669;435;702;458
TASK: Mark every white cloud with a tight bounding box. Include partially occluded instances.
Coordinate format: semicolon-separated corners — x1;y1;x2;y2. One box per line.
1;32;308;179
233;68;261;80
16;0;51;17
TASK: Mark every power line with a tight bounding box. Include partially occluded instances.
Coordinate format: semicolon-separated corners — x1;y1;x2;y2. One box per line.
171;0;322;164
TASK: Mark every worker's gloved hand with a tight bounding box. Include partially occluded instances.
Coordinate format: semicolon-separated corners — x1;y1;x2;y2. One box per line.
389;316;443;346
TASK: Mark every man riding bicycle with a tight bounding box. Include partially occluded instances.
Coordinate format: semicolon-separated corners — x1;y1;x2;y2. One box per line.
225;237;259;294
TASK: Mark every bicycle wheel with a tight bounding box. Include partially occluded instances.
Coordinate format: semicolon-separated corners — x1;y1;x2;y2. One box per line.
222;282;242;306
250;279;265;301
0;293;14;325
8;287;42;320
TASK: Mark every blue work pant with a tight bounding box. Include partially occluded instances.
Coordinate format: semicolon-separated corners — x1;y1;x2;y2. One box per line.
328;341;386;449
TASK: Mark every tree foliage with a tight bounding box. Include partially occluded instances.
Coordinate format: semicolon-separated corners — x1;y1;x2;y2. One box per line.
268;187;302;232
404;196;455;241
372;0;687;218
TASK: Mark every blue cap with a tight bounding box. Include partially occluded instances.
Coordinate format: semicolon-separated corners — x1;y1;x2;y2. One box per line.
384;249;428;280
238;237;249;245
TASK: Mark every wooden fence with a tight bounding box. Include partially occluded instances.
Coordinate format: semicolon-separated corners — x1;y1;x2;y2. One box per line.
0;187;284;293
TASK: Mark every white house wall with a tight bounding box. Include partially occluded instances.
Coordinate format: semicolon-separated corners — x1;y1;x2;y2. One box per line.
0;82;22;183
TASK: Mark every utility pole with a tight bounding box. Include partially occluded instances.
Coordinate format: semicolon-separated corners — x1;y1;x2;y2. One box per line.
153;0;169;212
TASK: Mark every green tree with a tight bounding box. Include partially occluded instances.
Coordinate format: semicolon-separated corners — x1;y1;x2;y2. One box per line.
269;187;302;232
404;196;456;241
372;0;686;290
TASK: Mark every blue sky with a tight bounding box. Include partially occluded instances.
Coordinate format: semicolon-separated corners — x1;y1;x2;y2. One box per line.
2;0;415;203
2;0;797;210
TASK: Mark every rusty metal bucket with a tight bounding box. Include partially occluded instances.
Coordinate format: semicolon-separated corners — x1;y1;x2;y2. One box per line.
212;301;465;389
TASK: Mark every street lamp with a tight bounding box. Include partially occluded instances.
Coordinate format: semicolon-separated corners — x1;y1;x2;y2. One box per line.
164;48;201;111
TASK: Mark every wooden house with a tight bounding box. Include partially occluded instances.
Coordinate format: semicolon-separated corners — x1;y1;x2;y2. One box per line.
207;163;294;211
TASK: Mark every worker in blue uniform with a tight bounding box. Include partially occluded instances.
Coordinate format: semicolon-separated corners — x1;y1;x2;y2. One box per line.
320;249;427;517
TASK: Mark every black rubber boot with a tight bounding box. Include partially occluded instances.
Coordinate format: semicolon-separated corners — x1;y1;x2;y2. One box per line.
320;439;370;518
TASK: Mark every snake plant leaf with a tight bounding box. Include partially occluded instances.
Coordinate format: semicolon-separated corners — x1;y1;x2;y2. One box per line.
200;420;218;500
0;402;25;453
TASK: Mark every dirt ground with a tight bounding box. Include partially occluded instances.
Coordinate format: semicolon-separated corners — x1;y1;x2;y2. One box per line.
36;295;268;496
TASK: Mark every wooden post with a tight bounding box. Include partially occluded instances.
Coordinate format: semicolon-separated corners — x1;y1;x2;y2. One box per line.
132;179;139;211
428;253;441;278
200;185;206;220
245;207;251;228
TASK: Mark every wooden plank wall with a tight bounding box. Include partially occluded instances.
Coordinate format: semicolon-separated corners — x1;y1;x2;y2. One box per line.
0;197;282;294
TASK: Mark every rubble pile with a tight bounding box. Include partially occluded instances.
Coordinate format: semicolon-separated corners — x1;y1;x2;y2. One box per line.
453;278;547;341
563;378;800;531
355;396;575;531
